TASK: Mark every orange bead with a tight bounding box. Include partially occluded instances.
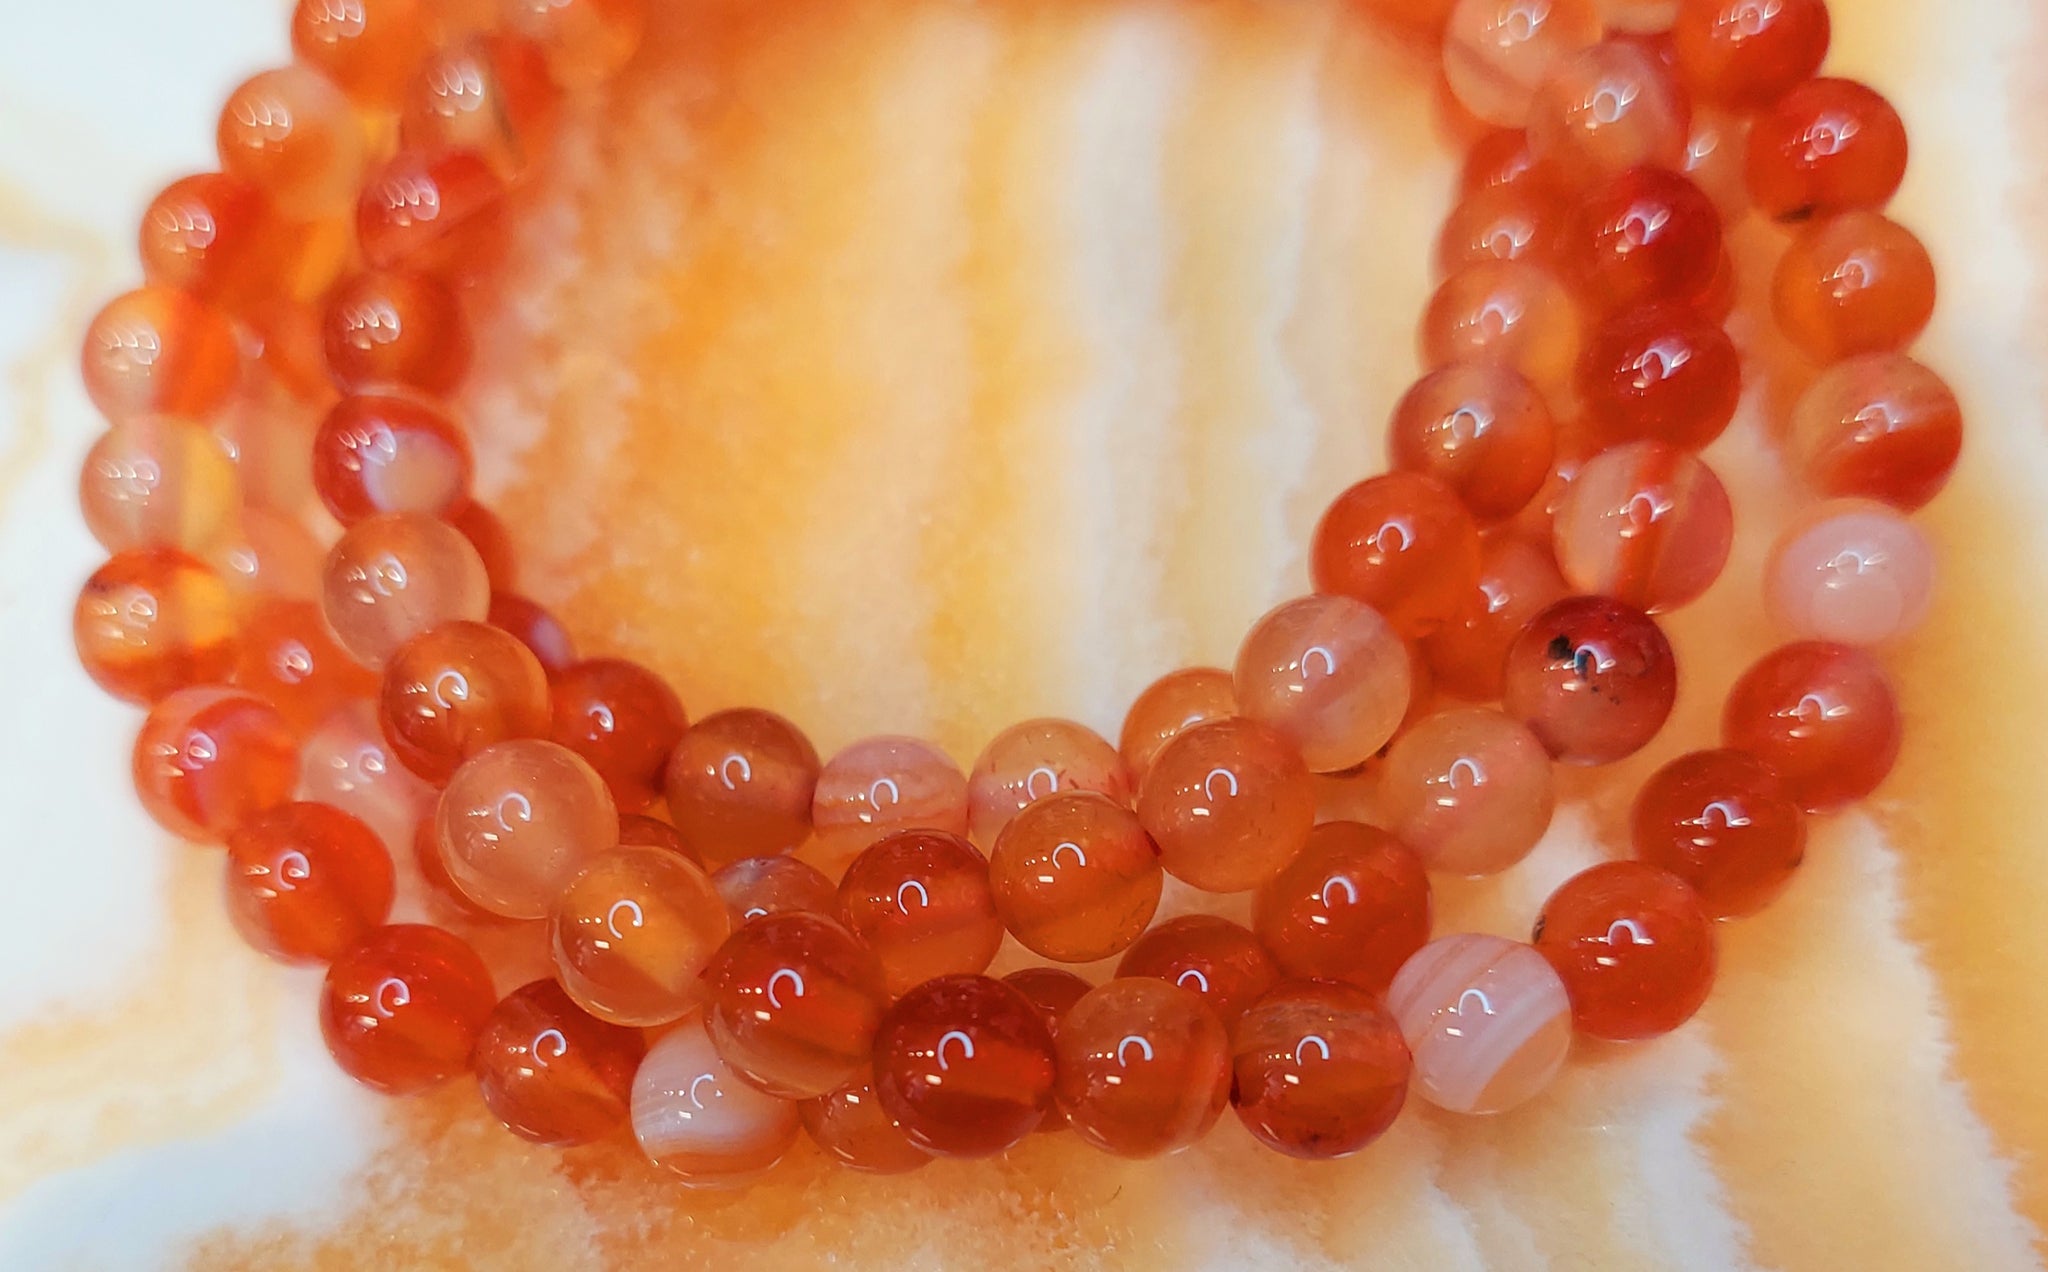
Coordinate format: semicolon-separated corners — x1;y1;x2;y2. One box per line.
292;0;432;107
413;812;509;920
81;287;242;426
1788;352;1962;511
1420;260;1584;404
1563;168;1724;315
550;844;728;1025
1442;0;1603;127
217;66;367;219
1424;535;1570;701
401;33;561;178
838;830;1003;996
1252;822;1431;994
1552;440;1734;612
1235;595;1411;772
80;418;240;556
632;1017;800;1188
132;688;297;842
489;592;578;673
706;912;887;1098
439;739;619;918
1772;211;1937;363
714;854;839;926
502;0;646;87
321;924;495;1094
1004;966;1093;1034
381;620;550;781
811;735;969;871
967;717;1133;846
1578;304;1742;451
1115;915;1280;1037
452;500;519;592
211;507;326;604
989;793;1162;963
302;700;437;851
1633;748;1807;918
549;659;687;812
312;394;474;525
1722;641;1901;812
1117;667;1238;785
322;271;474;397
473;978;645;1146
1137;717;1314;893
1054;979;1230;1159
1527;41;1690;187
1671;0;1830;110
1535;861;1717;1040
1230;981;1411;1160
871;975;1056;1158
1435;180;1568;274
618;812;695;861
137;172;278;311
323;512;491;669
1747;79;1908;222
356;148;509;274
1504;596;1676;765
234;598;379;735
224;802;394;962
801;1076;932;1174
1311;473;1483;639
1460;128;1550;195
664;708;820;865
1385;363;1555;523
1380;708;1557;875
75;549;238;707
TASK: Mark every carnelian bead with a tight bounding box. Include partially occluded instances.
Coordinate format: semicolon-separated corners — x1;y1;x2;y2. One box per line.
473;979;645;1146
80;288;242;426
1137;718;1314;893
356;148;508;273
871;974;1056;1158
1311;474;1483;639
323;512;491;669
548;659;686;812
1633;749;1806;918
1788;352;1962;510
1553;441;1734;612
1354;0;1457;34
1252;822;1431;993
1722;641;1901;812
312;395;474;525
1435;181;1567;274
1580;305;1742;451
489;592;578;673
1421;260;1584;403
451;500;518;592
1671;0;1830;111
292;0;432;107
413;813;504;919
211;508;325;604
838;830;1003;995
1747;79;1908;222
811;735;969;870
1684;109;1751;219
1504;596;1677;765
1442;0;1603;128
223;802;392;965
1772;211;1937;363
1766;501;1935;646
1564;168;1723;314
551;844;727;1025
235;599;379;735
131;687;295;842
1385;363;1555;523
1235;596;1411;771
801;1076;931;1174
715;854;839;927
439;739;619;918
216;67;367;219
1460;129;1549;195
1230;981;1411;1159
381;620;550;781
663;709;819;865
137;173;274;310
1601;0;1678;31
322;271;473;397
632;1017;800;1188
1054;979;1230;1158
1424;535;1570;701
1534;861;1717;1040
1380;708;1556;875
1116;915;1280;1036
401;33;561;178
1388;934;1571;1114
619;812;693;859
1004;967;1093;1034
302;701;437;851
706;912;887;1099
502;0;646;87
1526;41;1690;187
321;924;496;1094
80;419;239;556
1118;667;1238;784
989;793;1162;963
967;718;1133;847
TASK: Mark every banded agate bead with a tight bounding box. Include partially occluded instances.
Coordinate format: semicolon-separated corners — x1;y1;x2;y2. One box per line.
211;508;324;603
217;66;367;219
1054;980;1231;1159
322;512;491;669
1765;502;1935;645
549;659;687;812
224;802;394;963
1231;981;1411;1159
137;172;277;311
632;1017;799;1189
312;393;474;525
473;979;644;1146
133;688;297;842
706;912;886;1099
357;148;508;273
1526;41;1689;186
1387;934;1571;1115
1117;667;1238;783
1746;79;1909;222
664;708;820;865
1379;708;1556;876
713;854;838;926
1633;748;1806;918
811;736;969;870
1504;596;1677;765
1235;595;1411;772
75;549;239;704
401;33;561;178
1788;353;1962;511
80;419;239;555
837;830;1003;995
1311;474;1483;639
438;739;618;918
381;621;550;781
1434;179;1568;274
871;975;1056;1158
301;700;434;851
551;843;728;1025
1116;915;1280;1037
1421;260;1585;402
1252;822;1431;993
81;287;242;426
1535;862;1717;1040
1722;642;1901;812
801;1077;931;1174
1579;305;1742;451
321;924;496;1094
967;718;1133;846
1137;718;1314;894
1553;441;1734;612
989;793;1162;963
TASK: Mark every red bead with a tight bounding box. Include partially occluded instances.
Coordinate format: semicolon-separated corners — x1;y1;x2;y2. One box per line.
291;0;431;107
1004;967;1092;1034
488;592;577;672
989;793;1162;963
1504;596;1677;765
1385;363;1556;523
871;974;1056;1158
1746;78;1907;222
321;924;496;1094
713;854;838;926
706;912;887;1099
838;829;1004;996
1115;914;1280;1036
1054;979;1231;1158
1564;168;1723;314
224;802;395;963
133;688;298;842
1671;0;1830;110
549;659;687;812
1311;473;1481;639
664;708;820;865
380;620;551;782
137;172;276;311
400;33;561;178
1460;129;1551;195
1230;981;1411;1160
1772;211;1936;362
313;394;474;525
452;501;518;592
1534;861;1717;1040
356;148;508;274
1424;534;1569;701
1722;641;1901;811
473;979;644;1145
235;599;379;736
1252;822;1431;995
1552;441;1734;612
1435;181;1567;274
322;270;473;396
1788;353;1963;511
75;549;239;705
1579;304;1742;451
1633;749;1807;918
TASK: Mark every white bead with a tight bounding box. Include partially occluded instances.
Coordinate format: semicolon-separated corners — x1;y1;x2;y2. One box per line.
631;1017;798;1188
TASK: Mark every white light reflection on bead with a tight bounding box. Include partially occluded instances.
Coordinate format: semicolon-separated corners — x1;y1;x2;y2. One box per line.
895;880;929;912
532;1028;568;1067
373;977;410;1017
935;1030;975;1072
1024;766;1060;799
766;968;805;1009
1177;968;1210;994
1320;876;1359;909
605;898;644;940
719;754;753;789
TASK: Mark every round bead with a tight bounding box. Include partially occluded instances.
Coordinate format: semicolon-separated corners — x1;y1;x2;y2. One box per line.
1379;708;1556;876
1504;596;1677;765
381;620;550;782
871;975;1057;1158
1311;474;1483;639
1442;0;1603;127
291;0;431;107
1118;667;1238;784
1435;180;1568;274
1253;822;1431;993
502;0;647;88
967;718;1133;847
1599;0;1678;31
811;736;969;870
1579;304;1742;451
81;287;241;426
1421;260;1584;402
989;793;1162;963
1235;595;1411;771
1765;502;1935;645
1788;353;1962;511
1387;934;1571;1115
664;708;820;865
300;700;436;851
1004;967;1093;1035
618;812;694;861
1772;211;1937;363
138;172;276;309
224;802;394;963
1633;749;1806;918
549;659;687;812
1424;535;1570;701
490;592;579;673
1722;642;1901;812
133;688;297;842
631;1016;799;1188
1054;979;1230;1158
1385;363;1555;523
1564;168;1723;314
400;33;561;178
706;912;886;1099
713;854;838;926
1684;109;1752;219
438;739;618;918
80;418;239;555
312;396;473;526
322;512;491;669
322;271;473;397
800;1077;931;1174
1534;861;1717;1040
1553;440;1734;612
211;508;325;603
1460;128;1547;194
357;148;508;273
1527;41;1690;186
1671;0;1831;110
837;830;1003;996
551;844;729;1025
217;66;367;219
473;979;645;1146
235;599;380;735
450;500;517;592
75;548;238;704
1230;981;1411;1159
1137;718;1315;893
1115;915;1281;1036
321;924;495;1094
1746;79;1908;222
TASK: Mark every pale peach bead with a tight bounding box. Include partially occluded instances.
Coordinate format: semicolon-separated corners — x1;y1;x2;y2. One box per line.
211;507;324;604
1118;667;1238;784
968;718;1133;846
217;66;368;219
1528;41;1690;185
1599;0;1677;31
552;845;729;1025
436;739;618;919
1387;933;1571;1115
502;0;645;88
811;736;969;871
1378;709;1557;876
1766;501;1935;646
1443;0;1604;127
1235;595;1411;773
631;1016;799;1189
299;701;435;850
1685;109;1752;219
322;512;490;668
81;419;240;554
1553;441;1734;613
1421;261;1584;405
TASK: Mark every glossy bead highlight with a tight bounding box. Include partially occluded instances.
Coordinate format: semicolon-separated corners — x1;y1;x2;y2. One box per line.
871;975;1057;1158
224;802;394;963
473;979;645;1146
1722;641;1901;811
1235;595;1412;771
550;844;728;1025
1137;717;1315;893
1252;822;1431;994
664;708;820;865
837;830;1004;995
321;924;496;1094
989;793;1162;963
1231;981;1411;1159
1387;934;1571;1115
1534;861;1717;1040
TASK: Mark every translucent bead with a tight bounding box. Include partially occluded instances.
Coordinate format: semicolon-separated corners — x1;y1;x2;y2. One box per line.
1563;168;1722;314
1116;915;1281;1036
501;0;646;87
1386;363;1555;523
871;975;1056;1158
989;793;1162;963
1005;967;1093;1034
801;1077;931;1174
618;812;694;861
322;512;490;669
211;508;325;604
664;708;819;865
356;148;509;274
234;600;377;736
1671;0;1830;110
1252;822;1431;993
75;549;238;707
473;979;645;1146
224;802;394;963
291;0;431;107
1137;718;1315;893
551;844;728;1025
438;738;618;918
1633;749;1805;917
548;659;687;812
713;854;838;926
381;620;550;781
1231;981;1412;1159
1420;260;1584;403
1379;708;1556;876
1772;211;1937;363
967;718;1133;847
1747;79;1908;222
811;735;969;871
322;271;473;397
451;500;517;591
1235;596;1411;772
1579;305;1742;451
1054;979;1230;1159
706;912;886;1098
1723;642;1901;812
1788;353;1962;510
1534;861;1717;1040
1553;440;1733;612
400;33;561;178
301;700;435;852
321;924;495;1094
631;1016;799;1188
217;66;367;219
80;418;239;555
1461;128;1548;194
489;592;579;673
837;830;1002;995
132;687;297;842
1435;180;1568;274
1117;667;1238;785
1527;41;1690;186
1442;0;1603;127
1355;0;1459;33
1387;933;1570;1114
311;395;473;526
1766;501;1935;646
1684;109;1751;219
1504;596;1677;764
1310;475;1483;639
80;287;242;425
138;173;272;310
1424;535;1569;701
1599;0;1677;31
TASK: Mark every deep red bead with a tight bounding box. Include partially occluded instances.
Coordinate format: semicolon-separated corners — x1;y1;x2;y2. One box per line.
473;979;644;1146
1535;861;1717;1041
1672;0;1831;110
313;395;474;525
1723;642;1902;812
224;802;395;963
871;974;1056;1158
1504;596;1678;765
549;658;687;811
321;924;496;1094
1251;822;1431;995
1115;914;1280;1037
488;592;577;673
1563;167;1723;313
1633;748;1808;918
1580;304;1742;451
1230;981;1411;1160
1747;78;1909;222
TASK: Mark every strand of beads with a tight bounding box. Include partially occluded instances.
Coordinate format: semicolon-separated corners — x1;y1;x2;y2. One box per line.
71;0;1958;1186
